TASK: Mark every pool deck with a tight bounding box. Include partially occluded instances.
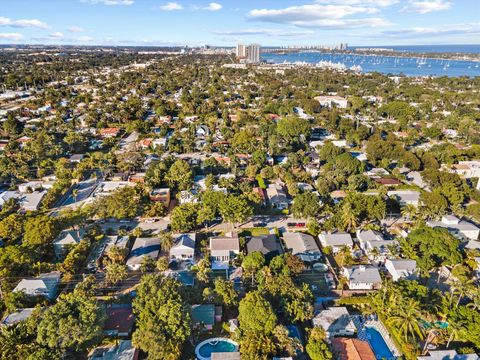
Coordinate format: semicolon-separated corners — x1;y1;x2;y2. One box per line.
194;337;239;360
352;315;401;360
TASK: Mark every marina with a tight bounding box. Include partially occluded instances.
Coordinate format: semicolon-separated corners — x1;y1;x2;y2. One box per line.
262;52;480;77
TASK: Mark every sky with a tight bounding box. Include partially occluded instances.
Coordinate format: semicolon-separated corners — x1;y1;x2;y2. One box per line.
1;0;479;47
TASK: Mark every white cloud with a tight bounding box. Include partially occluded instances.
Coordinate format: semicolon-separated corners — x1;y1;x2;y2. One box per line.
214;28;315;37
49;32;64;38
81;0;134;5
402;0;451;14
0;17;49;29
248;4;389;29
157;2;183;11
68;26;86;33
203;2;222;11
314;0;398;6
0;33;23;41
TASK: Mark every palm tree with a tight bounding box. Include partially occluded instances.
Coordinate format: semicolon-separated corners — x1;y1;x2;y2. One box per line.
387;299;424;342
159;231;174;252
341;202;359;231
72;188;79;203
401;204;417;221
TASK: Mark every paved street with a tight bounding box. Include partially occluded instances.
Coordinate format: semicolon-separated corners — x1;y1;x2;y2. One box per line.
210;214;307;232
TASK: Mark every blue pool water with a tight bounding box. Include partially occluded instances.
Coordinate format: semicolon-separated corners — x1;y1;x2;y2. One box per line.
198;340;237;358
365;326;394;360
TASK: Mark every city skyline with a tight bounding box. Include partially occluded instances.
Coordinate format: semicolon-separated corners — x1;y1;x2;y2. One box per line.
1;0;480;47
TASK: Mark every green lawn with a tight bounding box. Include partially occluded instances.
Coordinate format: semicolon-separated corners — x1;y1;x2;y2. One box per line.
239;227;270;237
297;271;329;294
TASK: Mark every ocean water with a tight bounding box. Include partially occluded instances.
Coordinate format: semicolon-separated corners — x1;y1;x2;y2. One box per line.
261;52;480;77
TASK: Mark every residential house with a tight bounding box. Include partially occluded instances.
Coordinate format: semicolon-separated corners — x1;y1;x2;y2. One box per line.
211;353;241;360
1;308;35;326
196;125;210;137
314;95;348;109
374;178;402;187
388;190;421;207
18;180;55;193
447;161;480;179
385;259;418;282
331;338;376;360
312;307;356;338
418;350;479;360
266;183;289;210
191;304;215;331
54;229;85;257
69;154;84;163
210;232;240;265
100;127;120;138
364;168;389;178
126;237;160;270
283;232;321;262
357;230;396;261
247;234;283;261
318;232;353;254
170;233;196;260
152;137;167;150
103;304;135;337
178;189;199;204
88;340;139;360
149;188;171;207
343;265;382;290
426;215;480;241
0;190;47;212
13;271;61;300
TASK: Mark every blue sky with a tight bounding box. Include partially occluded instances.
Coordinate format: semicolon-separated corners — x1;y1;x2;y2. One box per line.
1;0;479;46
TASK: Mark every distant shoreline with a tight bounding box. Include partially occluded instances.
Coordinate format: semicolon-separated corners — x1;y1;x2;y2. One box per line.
263;48;480;63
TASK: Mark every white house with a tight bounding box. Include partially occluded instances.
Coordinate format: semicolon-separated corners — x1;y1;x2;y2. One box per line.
388;190;421;207
426;215;480;241
343;265;382;290
13;271;61;300
447;161;480;179
170;233;196;261
314;95;348;109
357;230;396;261
54;229;85;256
209;232;240;265
266;184;289;210
318;232;353;253
312;307;356;338
418;350;479;360
0;190;47;212
385;259;417;281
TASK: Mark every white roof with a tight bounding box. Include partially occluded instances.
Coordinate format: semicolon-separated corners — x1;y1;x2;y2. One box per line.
344;265;382;284
1;308;35;326
386;259;417;272
319;232;353;247
312;307;355;335
283;232;320;255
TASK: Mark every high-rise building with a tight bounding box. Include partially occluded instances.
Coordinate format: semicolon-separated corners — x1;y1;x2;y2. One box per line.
236;43;247;58
236;43;261;63
247;43;261;63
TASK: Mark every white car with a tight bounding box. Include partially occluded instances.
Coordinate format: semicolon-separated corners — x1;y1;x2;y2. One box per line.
144;218;158;223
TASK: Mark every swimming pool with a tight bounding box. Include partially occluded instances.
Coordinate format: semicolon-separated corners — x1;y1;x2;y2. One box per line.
365;326;395;360
195;338;239;360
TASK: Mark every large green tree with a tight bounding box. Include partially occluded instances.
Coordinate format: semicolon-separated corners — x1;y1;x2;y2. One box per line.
36;281;105;354
132;274;191;360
